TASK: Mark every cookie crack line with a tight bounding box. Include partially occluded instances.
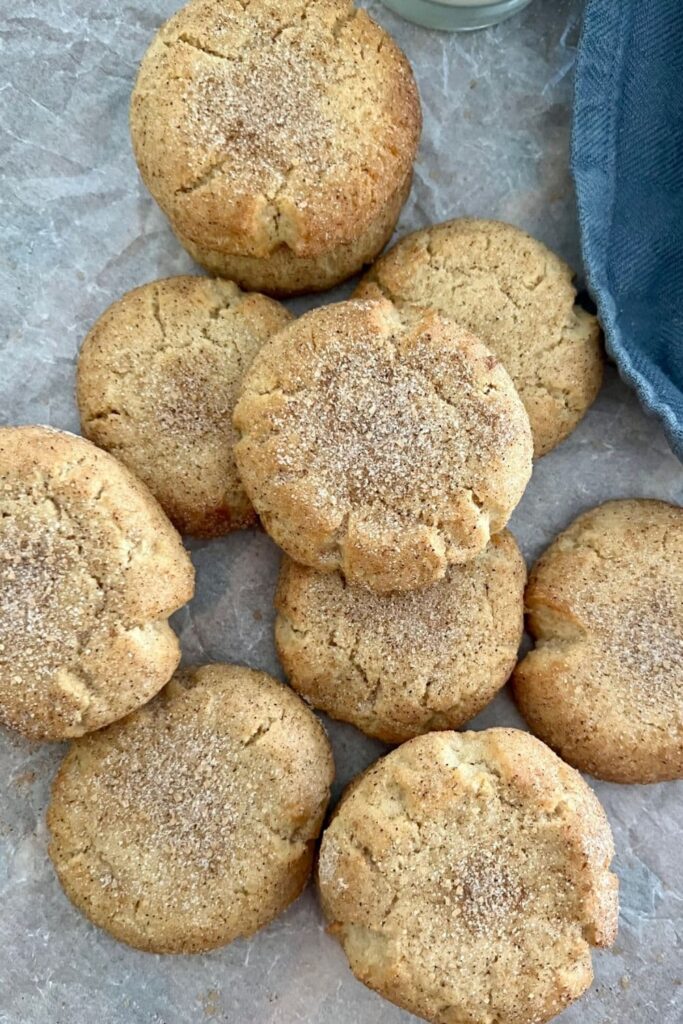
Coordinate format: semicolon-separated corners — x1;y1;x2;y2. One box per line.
278;602;497;733
529;603;589;647
30;480;118;689
53;667;97;717
534;315;590;361
533;378;584;414
257;816;308;851
325;620;384;712
82;408;127;428
560;534;610;562
330;7;361;43
166;33;240;63
420;231;554;306
168;0;356;57
367;259;586;390
241;708;286;747
345;830;383;875
207;292;238;318
382;779;425;838
265;162;296;239
175;153;231;196
330;510;351;570
364;274;402;307
269;4;311;45
380;891;400;928
46;465;182;626
417;671;447;712
384;328;511;412
198;317;245;361
150;285;167;343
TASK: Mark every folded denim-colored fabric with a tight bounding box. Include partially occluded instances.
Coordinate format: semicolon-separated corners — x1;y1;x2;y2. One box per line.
571;0;683;459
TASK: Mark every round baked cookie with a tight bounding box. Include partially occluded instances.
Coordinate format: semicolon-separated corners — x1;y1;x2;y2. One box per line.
513;499;683;783
77;276;292;537
275;531;526;742
0;426;194;741
234;298;532;592
318;729;618;1024
130;0;421;296
48;664;334;953
355;218;603;457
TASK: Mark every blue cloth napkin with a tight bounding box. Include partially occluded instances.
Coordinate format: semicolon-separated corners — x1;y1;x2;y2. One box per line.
571;0;683;459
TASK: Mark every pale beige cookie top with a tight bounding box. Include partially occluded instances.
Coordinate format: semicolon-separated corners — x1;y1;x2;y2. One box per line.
234;298;533;592
77;276;292;537
275;531;526;743
514;499;683;783
48;664;334;953
0;426;194;740
130;0;421;260
318;729;618;1024
356;218;603;457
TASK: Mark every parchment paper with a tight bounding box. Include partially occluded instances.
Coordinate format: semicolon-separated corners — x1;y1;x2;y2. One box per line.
1;2;682;1022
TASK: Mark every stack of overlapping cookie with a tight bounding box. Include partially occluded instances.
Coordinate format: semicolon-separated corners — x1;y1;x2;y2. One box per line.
2;3;682;1023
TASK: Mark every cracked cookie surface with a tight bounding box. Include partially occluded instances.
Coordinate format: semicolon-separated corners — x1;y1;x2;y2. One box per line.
318;729;618;1024
0;426;194;740
514;499;683;782
130;0;421;294
234;298;533;592
275;532;525;742
48;663;334;953
355;218;603;456
77;276;292;537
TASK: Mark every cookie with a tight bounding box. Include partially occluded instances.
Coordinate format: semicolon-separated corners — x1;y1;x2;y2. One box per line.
355;218;603;457
318;729;618;1024
234;298;532;592
48;664;334;953
130;0;421;296
275;531;526;742
0;426;194;741
513;499;683;783
77;276;292;537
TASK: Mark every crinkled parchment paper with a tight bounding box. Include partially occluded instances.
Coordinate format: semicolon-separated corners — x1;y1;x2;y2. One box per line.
0;1;681;1022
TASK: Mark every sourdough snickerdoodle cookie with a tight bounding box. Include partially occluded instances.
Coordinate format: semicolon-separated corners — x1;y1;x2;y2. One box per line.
275;531;525;742
514;499;683;783
48;664;334;953
0;426;194;740
355;218;603;457
234;298;532;592
77;277;292;537
318;728;618;1024
130;0;421;296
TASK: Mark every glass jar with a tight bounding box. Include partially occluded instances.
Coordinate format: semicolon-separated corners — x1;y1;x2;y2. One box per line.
381;0;533;31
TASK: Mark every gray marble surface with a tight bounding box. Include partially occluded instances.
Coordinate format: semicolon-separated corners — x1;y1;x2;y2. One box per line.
1;1;682;1022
